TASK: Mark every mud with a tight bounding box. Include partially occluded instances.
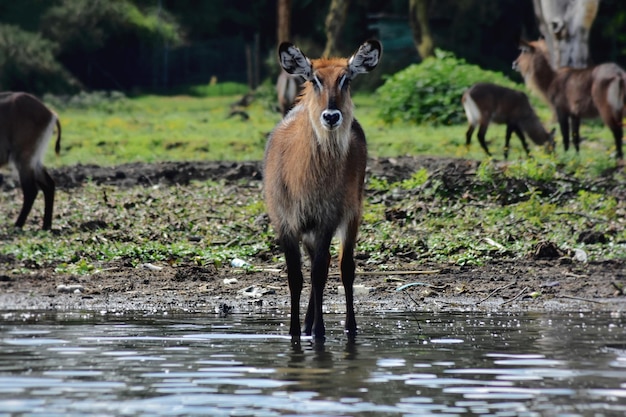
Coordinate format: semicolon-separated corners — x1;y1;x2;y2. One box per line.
1;156;625;316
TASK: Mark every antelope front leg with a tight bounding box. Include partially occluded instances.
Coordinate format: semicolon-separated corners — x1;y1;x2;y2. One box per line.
339;240;357;338
465;125;475;149
571;115;581;153
511;125;531;158
476;124;491;157
305;245;331;341
16;171;38;229
611;124;624;161
37;168;56;230
282;237;304;339
557;111;570;152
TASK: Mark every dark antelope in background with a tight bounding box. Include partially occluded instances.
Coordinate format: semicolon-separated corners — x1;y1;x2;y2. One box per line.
263;40;382;342
513;39;626;163
462;82;555;159
0;92;61;230
276;70;304;116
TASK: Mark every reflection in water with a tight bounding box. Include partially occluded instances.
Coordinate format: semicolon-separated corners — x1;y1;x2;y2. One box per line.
0;311;624;416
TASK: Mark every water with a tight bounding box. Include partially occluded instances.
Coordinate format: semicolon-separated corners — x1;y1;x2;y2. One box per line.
0;310;625;416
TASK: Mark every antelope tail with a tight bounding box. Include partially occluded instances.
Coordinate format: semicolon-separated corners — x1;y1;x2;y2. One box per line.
462;93;481;127
55;118;62;155
606;75;625;116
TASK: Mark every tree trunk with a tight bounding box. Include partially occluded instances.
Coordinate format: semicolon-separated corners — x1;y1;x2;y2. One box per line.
277;0;291;44
532;0;599;68
409;0;434;60
323;0;350;58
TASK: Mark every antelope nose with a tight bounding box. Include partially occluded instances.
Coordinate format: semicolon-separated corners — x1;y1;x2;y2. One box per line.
322;110;342;129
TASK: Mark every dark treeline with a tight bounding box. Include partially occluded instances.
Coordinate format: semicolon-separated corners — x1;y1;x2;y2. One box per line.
0;0;624;95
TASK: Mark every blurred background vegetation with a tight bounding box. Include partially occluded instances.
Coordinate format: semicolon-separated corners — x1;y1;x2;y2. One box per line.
2;0;625;96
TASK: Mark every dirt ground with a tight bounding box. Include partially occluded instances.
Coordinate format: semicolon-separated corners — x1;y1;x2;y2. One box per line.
1;156;625;315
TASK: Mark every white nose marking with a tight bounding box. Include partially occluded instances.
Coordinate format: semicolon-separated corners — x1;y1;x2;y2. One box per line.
321;109;342;129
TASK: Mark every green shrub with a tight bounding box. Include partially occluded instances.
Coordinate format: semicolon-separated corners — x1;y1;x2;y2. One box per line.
0;24;79;94
187;82;249;97
376;49;520;126
41;0;181;52
43;90;129;113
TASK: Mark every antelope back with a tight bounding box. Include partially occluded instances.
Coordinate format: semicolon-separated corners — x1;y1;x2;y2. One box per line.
276;70;303;116
0;92;57;169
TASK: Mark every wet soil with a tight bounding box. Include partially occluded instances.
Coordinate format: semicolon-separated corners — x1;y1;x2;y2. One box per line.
1;156;625;315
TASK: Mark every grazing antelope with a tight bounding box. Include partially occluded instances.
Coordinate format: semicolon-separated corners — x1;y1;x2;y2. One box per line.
462;82;555;159
276;70;304;116
264;40;382;342
0;92;61;230
513;39;626;163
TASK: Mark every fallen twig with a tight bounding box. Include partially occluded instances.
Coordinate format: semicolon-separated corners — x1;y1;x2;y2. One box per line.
329;269;441;277
476;282;516;304
558;295;606;304
396;282;448;291
501;286;529;305
396;287;423;332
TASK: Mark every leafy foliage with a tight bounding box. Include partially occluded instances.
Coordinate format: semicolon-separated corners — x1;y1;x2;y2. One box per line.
40;0;181;53
0;24;80;94
376;49;520;126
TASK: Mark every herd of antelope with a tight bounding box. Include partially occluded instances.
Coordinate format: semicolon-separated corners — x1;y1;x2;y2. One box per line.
2;37;624;342
464;38;625;161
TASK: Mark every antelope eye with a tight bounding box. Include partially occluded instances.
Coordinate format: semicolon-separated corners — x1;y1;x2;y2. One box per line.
312;74;324;91
338;74;350;90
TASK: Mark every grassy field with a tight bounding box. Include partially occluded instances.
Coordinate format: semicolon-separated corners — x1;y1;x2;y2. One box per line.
42;86;617;171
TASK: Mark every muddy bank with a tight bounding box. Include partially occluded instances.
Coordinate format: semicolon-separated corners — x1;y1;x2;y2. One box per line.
1;156;625;315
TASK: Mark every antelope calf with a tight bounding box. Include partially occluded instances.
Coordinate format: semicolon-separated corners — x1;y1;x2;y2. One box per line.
462;82;555;159
513;39;626;163
264;40;382;342
0;92;61;230
276;70;304;116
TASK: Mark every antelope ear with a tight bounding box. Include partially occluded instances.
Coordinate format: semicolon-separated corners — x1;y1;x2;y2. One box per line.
278;42;313;81
518;39;534;52
347;39;382;79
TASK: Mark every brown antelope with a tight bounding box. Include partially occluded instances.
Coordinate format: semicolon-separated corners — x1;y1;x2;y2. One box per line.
462;82;555;159
0;92;61;230
513;39;626;163
276;70;304;116
263;40;382;342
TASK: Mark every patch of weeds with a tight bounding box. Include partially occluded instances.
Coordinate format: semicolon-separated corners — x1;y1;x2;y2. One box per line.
55;258;95;275
367;177;390;192
576;190;617;219
397;168;428;190
562;154;615;179
241;199;267;217
476;159;498;183
454;250;486;266
511;192;557;228
505;158;557;182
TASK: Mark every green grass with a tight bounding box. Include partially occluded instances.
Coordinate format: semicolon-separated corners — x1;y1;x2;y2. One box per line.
0;180;272;273
46;91;277;166
42;86;619;170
